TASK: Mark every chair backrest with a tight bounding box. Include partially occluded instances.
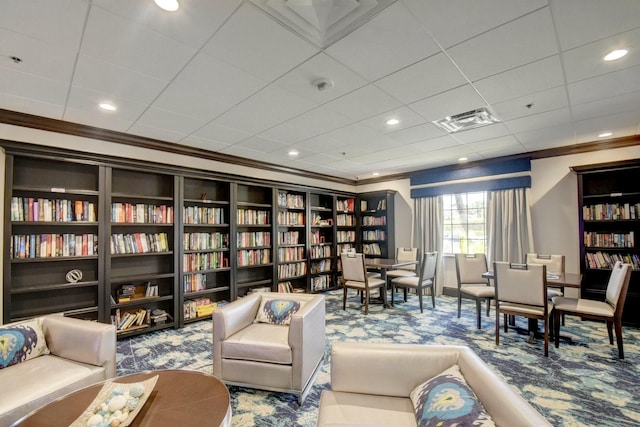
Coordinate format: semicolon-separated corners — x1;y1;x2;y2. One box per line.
341;252;367;283
525;253;565;274
419;251;438;283
396;247;419;271
455;253;489;286
605;261;632;313
494;262;547;307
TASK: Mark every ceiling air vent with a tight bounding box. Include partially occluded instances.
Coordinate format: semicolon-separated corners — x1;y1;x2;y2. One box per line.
433;107;500;133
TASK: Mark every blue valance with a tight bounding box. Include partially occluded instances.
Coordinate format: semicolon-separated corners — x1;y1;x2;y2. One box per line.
411;176;531;198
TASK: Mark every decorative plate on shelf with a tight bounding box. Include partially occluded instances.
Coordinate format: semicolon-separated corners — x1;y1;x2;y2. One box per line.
70;375;158;427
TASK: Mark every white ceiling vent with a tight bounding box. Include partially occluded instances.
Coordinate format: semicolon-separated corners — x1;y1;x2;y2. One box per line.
433;107;501;133
250;0;398;48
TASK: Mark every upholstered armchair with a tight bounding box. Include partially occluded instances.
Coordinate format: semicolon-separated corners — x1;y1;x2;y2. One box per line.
212;292;326;404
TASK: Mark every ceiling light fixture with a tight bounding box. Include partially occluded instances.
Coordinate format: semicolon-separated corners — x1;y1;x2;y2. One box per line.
604;49;628;61
598;132;613;138
433;107;500;133
386;118;400;126
288;149;299;157
154;0;179;12
372;172;380;176
312;78;333;91
98;102;117;111
458;157;468;162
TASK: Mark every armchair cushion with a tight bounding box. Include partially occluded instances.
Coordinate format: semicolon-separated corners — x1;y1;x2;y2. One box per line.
410;365;495;427
0;318;50;369
255;298;305;325
222;323;291;364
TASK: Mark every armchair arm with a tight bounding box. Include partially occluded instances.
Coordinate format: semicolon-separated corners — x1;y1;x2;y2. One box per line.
289;294;326;391
43;315;116;379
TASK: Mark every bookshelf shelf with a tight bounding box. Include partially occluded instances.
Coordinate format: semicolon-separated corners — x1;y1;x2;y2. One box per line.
357;191;395;260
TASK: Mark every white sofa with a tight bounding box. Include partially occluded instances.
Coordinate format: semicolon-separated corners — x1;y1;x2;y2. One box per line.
213;291;325;404
317;342;551;427
0;315;116;426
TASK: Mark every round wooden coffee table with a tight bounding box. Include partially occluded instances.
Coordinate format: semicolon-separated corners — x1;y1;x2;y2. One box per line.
14;370;231;426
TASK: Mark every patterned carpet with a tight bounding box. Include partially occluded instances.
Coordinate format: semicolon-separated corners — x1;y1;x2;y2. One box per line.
117;290;640;426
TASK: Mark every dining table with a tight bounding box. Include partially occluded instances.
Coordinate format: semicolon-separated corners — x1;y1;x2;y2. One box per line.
365;257;419;307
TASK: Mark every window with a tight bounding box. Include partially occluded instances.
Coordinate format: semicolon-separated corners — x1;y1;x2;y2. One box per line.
443;192;487;254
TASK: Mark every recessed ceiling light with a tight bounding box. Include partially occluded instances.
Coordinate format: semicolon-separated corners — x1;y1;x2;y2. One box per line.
372;172;380;176
598;132;613;138
458;157;468;162
288;149;299;157
98;102;117;111
154;0;179;11
604;49;628;61
386;118;400;126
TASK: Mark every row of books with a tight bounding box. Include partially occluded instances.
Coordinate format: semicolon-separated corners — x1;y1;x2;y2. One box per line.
336;214;355;226
184;273;206;292
111;203;173;224
278;231;301;245
278;262;307;278
183;252;228;272
183;232;229;250
277;193;304;209
11;197;96;222
278;211;304;225
337;243;355;254
110;232;170;255
363;230;386;241
184;298;226;320
278;246;305;262
11;233;98;259
311;259;331;274
113;308;150;332
237;231;270;248
336;198;355;213
237;209;270;225
237;249;271;266
310;245;332;259
583;231;634;248
183;206;225;224
311;275;332;291
585;251;640;270
310;231;329;244
583;202;640;221
360;199;386;211
362;243;382;256
361;215;386;226
337;231;356;243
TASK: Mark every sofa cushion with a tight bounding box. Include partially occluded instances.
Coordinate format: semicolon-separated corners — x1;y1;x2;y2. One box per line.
255;298;304;325
0;318;50;369
222;323;292;364
318;390;417;427
410;365;495;427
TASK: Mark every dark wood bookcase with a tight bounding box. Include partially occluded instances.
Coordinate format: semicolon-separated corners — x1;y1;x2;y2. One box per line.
275;188;307;293
357;190;396;259
573;160;640;327
309;192;337;292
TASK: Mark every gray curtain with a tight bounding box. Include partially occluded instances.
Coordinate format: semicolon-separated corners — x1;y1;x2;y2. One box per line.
487;188;534;266
413;196;444;294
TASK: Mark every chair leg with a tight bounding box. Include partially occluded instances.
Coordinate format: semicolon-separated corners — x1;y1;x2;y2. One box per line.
457;294;462;318
343;287;347;310
543;317;549;357
381;286;387;310
418;288;423;313
391;283;396;307
403;288;408;302
503;313;508;333
486;299;491;317
614;319;624;359
495;309;500;345
364;289;369;315
554;310;561;348
606;320;614;345
431;286;436;308
475;299;482;329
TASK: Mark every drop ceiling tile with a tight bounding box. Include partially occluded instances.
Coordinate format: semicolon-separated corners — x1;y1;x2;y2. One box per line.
219;144;265;159
325;2;440;81
0;92;63;120
193;121;252;144
375;53;468;104
571;90;640;122
127;122;192;143
293;153;340;166
324;84;402;122
409;84;486;122
477;145;528;158
387;123;447;144
231;135;288;154
348;148;408;164
179;134;234;152
201;3;318;82
491;86;569;122
132;107;207;138
567;65;640;105
358;107;426;134
292;133;345;152
272;53;369;103
505;107;573;134
551;0;640;50
429;145;480;162
81;7;197;81
515;123;576;150
452;123;512;144
474;55;565;104
92;0;242;49
260;106;353;144
0;67;69;110
573;110;640;143
403;0;548;49
466;135;524;152
64;86;148;130
561;27;640;83
213;85;318;135
447;8;558;81
337;143;373;159
408;135;462;153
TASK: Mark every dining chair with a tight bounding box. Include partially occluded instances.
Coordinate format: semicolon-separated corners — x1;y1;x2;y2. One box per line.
494;262;551;357
391;251;437;312
385;248;419;279
552;261;631;359
525;253;565;299
340;252;387;315
454;253;494;329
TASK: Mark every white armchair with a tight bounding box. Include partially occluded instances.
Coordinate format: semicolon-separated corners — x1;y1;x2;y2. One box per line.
212;292;325;404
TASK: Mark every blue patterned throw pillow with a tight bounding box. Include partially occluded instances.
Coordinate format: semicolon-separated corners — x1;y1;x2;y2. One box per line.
0;318;50;369
255;299;304;325
410;365;496;427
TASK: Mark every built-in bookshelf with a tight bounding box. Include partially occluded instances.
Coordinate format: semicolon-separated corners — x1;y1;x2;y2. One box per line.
180;176;231;324
234;183;274;296
357;191;395;259
573;160;640;327
106;167;178;337
3;156;103;323
276;189;307;292
310;192;336;292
